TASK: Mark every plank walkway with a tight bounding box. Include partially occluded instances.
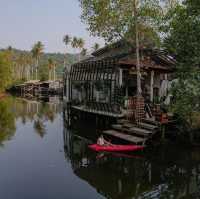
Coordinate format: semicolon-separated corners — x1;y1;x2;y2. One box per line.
142;118;160;126
101;119;160;144
139;122;158;130
103;130;146;144
112;124;152;137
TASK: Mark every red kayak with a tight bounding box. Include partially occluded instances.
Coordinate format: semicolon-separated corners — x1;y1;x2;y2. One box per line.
88;144;144;152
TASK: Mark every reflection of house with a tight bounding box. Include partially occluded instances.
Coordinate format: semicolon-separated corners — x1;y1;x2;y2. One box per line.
63;41;175;119
63;129;200;199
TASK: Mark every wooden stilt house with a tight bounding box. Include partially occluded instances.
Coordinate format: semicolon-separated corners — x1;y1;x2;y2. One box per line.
63;41;175;121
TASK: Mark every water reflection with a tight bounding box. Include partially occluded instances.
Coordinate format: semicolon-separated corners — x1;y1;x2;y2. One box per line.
63;126;200;199
0;96;200;199
0;96;62;144
0;97;16;146
15;97;62;138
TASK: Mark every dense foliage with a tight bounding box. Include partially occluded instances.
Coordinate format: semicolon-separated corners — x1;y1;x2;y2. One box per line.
0;48;78;91
0;52;12;92
80;0;171;47
79;0;200;132
163;0;200;131
0;98;16;145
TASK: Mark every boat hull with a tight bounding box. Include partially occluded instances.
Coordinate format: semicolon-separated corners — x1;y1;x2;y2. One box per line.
88;144;144;152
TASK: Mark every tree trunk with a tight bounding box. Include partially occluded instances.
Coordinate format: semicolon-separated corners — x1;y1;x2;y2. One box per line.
54;66;56;81
134;0;142;95
36;58;39;80
49;68;51;80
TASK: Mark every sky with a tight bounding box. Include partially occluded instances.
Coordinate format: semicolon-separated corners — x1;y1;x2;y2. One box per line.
0;0;104;53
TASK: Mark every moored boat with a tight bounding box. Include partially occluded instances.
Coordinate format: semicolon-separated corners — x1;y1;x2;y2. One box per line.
88;144;144;152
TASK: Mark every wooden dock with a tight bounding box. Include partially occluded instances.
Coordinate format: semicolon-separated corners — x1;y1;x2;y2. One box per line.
112;124;153;137
103;130;147;145
102;119;159;145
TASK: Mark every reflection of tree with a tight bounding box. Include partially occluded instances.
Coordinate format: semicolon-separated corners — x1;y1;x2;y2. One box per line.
0;98;16;146
13;97;61;123
38;102;55;122
0;96;61;144
13;97;61;138
34;119;46;138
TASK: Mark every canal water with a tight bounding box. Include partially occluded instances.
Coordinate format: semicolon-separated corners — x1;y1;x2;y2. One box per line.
0;96;200;199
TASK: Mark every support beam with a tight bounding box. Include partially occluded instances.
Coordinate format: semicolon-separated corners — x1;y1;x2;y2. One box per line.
150;71;154;102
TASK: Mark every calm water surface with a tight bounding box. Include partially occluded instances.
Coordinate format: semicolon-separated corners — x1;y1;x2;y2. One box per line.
0;96;200;199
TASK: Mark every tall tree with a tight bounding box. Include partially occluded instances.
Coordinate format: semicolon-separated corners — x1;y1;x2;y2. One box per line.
47;58;54;80
77;38;85;61
92;43;100;52
77;38;85;50
0;52;12;92
71;37;79;62
71;37;85;51
63;35;71;67
79;0;163;95
31;41;44;80
71;37;78;50
163;0;200;133
81;48;87;58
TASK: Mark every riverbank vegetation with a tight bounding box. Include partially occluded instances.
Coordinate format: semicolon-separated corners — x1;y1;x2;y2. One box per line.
163;0;200;135
0;46;77;92
0;97;16;146
0;34;100;93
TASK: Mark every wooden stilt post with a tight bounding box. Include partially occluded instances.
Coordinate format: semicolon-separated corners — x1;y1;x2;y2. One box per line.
150;71;154;102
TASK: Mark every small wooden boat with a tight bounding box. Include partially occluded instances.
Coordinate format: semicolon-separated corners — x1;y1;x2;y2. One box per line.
88;144;144;152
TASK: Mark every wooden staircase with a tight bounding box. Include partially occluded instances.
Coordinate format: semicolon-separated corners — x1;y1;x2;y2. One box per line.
102;119;159;145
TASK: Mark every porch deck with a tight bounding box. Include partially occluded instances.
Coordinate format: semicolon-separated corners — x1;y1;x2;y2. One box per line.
72;105;124;118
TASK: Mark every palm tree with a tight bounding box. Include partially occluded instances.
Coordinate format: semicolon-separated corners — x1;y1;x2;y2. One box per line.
78;38;85;61
26;53;33;81
77;38;85;50
92;43;100;52
53;62;57;81
71;37;85;62
63;35;71;46
31;41;44;80
81;48;87;58
77;38;85;61
48;58;57;81
63;35;71;67
16;53;30;80
71;37;79;62
71;37;78;50
47;58;54;80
